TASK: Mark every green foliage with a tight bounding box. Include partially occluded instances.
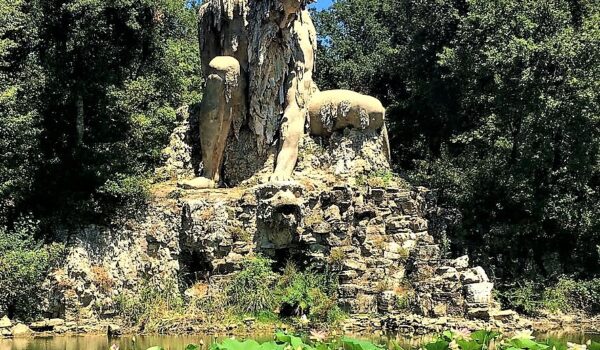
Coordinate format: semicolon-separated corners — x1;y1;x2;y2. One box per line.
355;170;406;188
498;281;545;315
227;255;277;315
193;329;597;350
315;0;600;283
115;279;184;332
208;332;384;350
224;257;343;324
499;277;600;315
0;0;44;222
275;262;343;324
0;217;64;320
0;0;201;228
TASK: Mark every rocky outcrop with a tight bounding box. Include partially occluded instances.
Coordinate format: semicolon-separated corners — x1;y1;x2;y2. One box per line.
44;178;494;323
44;104;497;327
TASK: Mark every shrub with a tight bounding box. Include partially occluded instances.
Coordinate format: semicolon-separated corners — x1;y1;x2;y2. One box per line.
229;226;252;242
542;277;600;314
275;262;342;324
0;218;64;321
98;173;150;211
227;255;277;314
500;277;600;315
116;279;184;331
498;281;542;315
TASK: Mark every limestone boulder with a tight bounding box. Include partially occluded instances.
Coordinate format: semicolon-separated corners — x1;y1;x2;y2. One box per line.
11;324;33;337
461;266;489;284
464;282;494;305
0;316;11;328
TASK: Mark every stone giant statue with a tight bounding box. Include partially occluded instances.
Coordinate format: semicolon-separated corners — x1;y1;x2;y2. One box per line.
179;0;389;189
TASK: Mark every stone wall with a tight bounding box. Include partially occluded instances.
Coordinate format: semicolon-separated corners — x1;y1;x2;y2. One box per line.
45;172;495;323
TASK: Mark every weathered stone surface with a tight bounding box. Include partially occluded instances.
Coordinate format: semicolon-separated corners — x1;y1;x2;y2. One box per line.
449;256;470;270
461;266;489;284
11;324;32;337
0;316;11;328
465;282;494;305
45;175;499;323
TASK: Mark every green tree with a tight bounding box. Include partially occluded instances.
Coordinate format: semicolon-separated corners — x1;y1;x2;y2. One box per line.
315;0;600;281
0;218;64;320
24;0;201;224
0;0;44;223
432;0;600;279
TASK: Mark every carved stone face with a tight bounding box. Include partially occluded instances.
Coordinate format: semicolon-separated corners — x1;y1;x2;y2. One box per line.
281;0;303;16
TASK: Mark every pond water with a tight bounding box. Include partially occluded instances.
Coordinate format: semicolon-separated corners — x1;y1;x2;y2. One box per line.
1;332;598;350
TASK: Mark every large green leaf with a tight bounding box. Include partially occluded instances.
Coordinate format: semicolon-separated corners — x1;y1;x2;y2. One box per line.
146;347;165;350
424;340;450;350
508;338;549;350
589;342;600;350
471;331;500;346
275;332;307;349
341;337;384;350
186;345;201;350
457;339;482;350
442;330;455;341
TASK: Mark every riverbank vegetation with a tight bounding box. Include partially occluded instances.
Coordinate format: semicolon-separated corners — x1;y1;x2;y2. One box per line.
114;256;343;333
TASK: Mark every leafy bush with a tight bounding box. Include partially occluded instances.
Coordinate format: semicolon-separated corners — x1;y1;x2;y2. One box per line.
98;173;151;211
498;281;542;315
116;279;184;332
500;277;600;315
275;262;343;324
542;278;600;314
0;218;64;320
227;255;277;314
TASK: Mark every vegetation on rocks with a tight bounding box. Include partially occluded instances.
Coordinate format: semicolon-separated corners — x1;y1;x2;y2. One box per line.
499;277;600;315
0;218;64;320
114;256;343;333
313;0;600;312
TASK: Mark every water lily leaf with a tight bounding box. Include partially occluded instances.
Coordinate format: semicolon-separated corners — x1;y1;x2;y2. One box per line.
275;332;306;349
457;339;482;350
146;347;165;350
341;337;384;350
471;330;500;345
425;340;450;350
186;345;201;350
443;331;455;341
589;342;600;350
212;339;265;350
509;338;549;350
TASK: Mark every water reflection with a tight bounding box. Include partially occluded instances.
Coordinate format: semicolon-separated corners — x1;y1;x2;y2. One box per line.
0;332;598;350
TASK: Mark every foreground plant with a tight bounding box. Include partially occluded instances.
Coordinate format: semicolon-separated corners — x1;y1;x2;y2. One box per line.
139;329;600;350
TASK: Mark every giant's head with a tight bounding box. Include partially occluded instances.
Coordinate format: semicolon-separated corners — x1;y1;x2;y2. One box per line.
279;0;316;27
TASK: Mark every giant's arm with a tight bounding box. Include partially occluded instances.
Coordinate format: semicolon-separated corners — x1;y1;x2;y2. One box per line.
271;11;317;181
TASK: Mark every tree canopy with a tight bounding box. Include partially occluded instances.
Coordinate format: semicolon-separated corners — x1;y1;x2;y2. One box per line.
0;0;201;228
314;0;600;282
